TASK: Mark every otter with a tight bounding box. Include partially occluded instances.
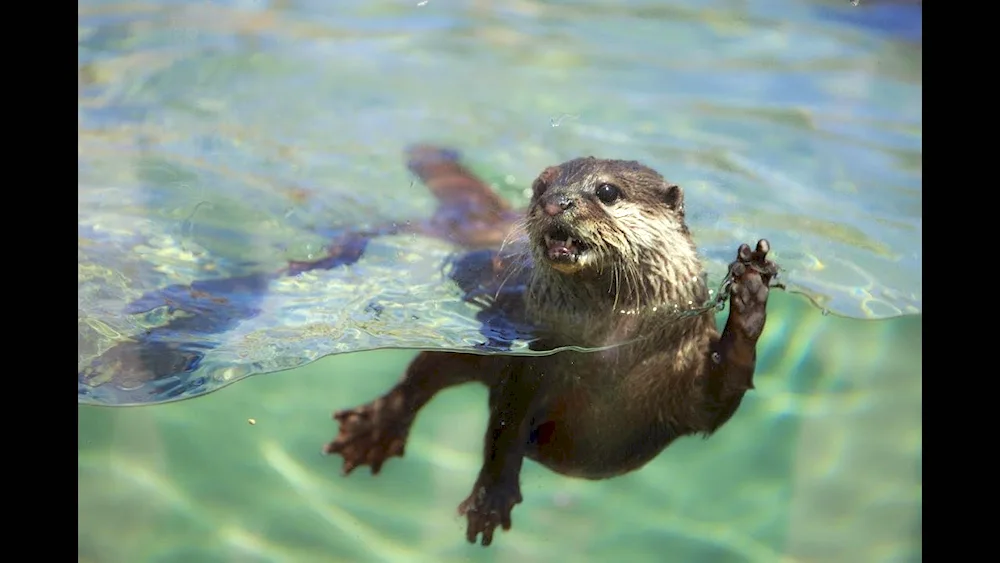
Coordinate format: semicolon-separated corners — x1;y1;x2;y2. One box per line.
323;146;780;546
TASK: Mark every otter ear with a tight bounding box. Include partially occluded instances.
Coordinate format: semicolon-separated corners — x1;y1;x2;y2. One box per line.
663;183;684;215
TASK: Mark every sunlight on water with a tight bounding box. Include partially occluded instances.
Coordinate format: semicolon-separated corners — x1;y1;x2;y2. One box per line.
79;0;920;405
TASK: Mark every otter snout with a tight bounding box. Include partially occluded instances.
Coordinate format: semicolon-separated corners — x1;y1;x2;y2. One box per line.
541;194;574;216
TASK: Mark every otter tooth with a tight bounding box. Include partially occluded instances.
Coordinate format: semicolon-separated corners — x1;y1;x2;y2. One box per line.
566;237;575;248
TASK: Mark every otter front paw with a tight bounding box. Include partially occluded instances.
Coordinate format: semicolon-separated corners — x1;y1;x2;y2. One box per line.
458;479;523;546
323;395;412;475
726;239;782;341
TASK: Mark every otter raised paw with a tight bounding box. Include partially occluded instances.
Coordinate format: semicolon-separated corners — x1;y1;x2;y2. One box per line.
700;239;781;433
724;239;782;343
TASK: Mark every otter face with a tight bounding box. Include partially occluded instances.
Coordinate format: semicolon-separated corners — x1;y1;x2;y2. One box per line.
526;157;687;276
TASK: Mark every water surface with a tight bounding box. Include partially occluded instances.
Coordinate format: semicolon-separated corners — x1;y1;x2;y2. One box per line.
79;0;921;403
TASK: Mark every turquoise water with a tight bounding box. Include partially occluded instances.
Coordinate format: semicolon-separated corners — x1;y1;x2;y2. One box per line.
78;294;921;562
78;0;921;561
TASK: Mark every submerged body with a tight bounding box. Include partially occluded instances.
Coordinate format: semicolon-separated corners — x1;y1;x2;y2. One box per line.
324;146;779;546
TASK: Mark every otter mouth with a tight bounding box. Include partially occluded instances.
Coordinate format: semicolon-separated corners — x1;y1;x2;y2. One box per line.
541;226;590;272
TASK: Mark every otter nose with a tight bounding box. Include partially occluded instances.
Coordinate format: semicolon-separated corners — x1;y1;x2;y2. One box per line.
542;195;574;216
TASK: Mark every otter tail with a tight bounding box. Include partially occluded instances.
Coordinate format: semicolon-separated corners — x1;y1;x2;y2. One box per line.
406;144;519;249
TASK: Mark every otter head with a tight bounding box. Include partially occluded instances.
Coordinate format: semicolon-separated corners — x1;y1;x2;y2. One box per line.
526;157;690;282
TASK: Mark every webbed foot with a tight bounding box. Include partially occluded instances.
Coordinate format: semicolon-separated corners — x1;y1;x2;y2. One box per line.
457;478;523;546
323;392;413;475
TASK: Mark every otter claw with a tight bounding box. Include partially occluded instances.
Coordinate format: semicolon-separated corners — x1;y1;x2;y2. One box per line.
729;238;780;286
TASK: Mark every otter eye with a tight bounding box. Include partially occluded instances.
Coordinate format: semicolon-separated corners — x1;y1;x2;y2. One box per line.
595;183;621;204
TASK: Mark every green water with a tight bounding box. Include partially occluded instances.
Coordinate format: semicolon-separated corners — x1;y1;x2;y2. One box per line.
78;292;921;562
79;0;921;560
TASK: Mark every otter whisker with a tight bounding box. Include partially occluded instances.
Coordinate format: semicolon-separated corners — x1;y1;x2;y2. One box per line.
611;256;621;309
499;218;528;256
493;252;530;300
632;261;645;307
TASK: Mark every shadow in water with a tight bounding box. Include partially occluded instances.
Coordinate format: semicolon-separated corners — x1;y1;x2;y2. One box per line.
78;233;533;405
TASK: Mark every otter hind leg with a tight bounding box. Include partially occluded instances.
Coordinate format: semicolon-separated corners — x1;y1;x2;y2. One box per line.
286;231;375;275
324;351;502;475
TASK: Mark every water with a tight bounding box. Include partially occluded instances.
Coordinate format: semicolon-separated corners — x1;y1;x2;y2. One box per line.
78;0;921;561
78;294;921;562
78;0;921;404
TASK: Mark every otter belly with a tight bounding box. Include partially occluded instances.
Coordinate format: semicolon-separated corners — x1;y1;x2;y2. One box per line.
523;389;678;480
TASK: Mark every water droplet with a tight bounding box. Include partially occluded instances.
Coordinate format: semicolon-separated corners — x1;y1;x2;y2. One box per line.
711;352;721;364
179;201;214;252
549;113;579;127
821;308;830;316
417;0;429;5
